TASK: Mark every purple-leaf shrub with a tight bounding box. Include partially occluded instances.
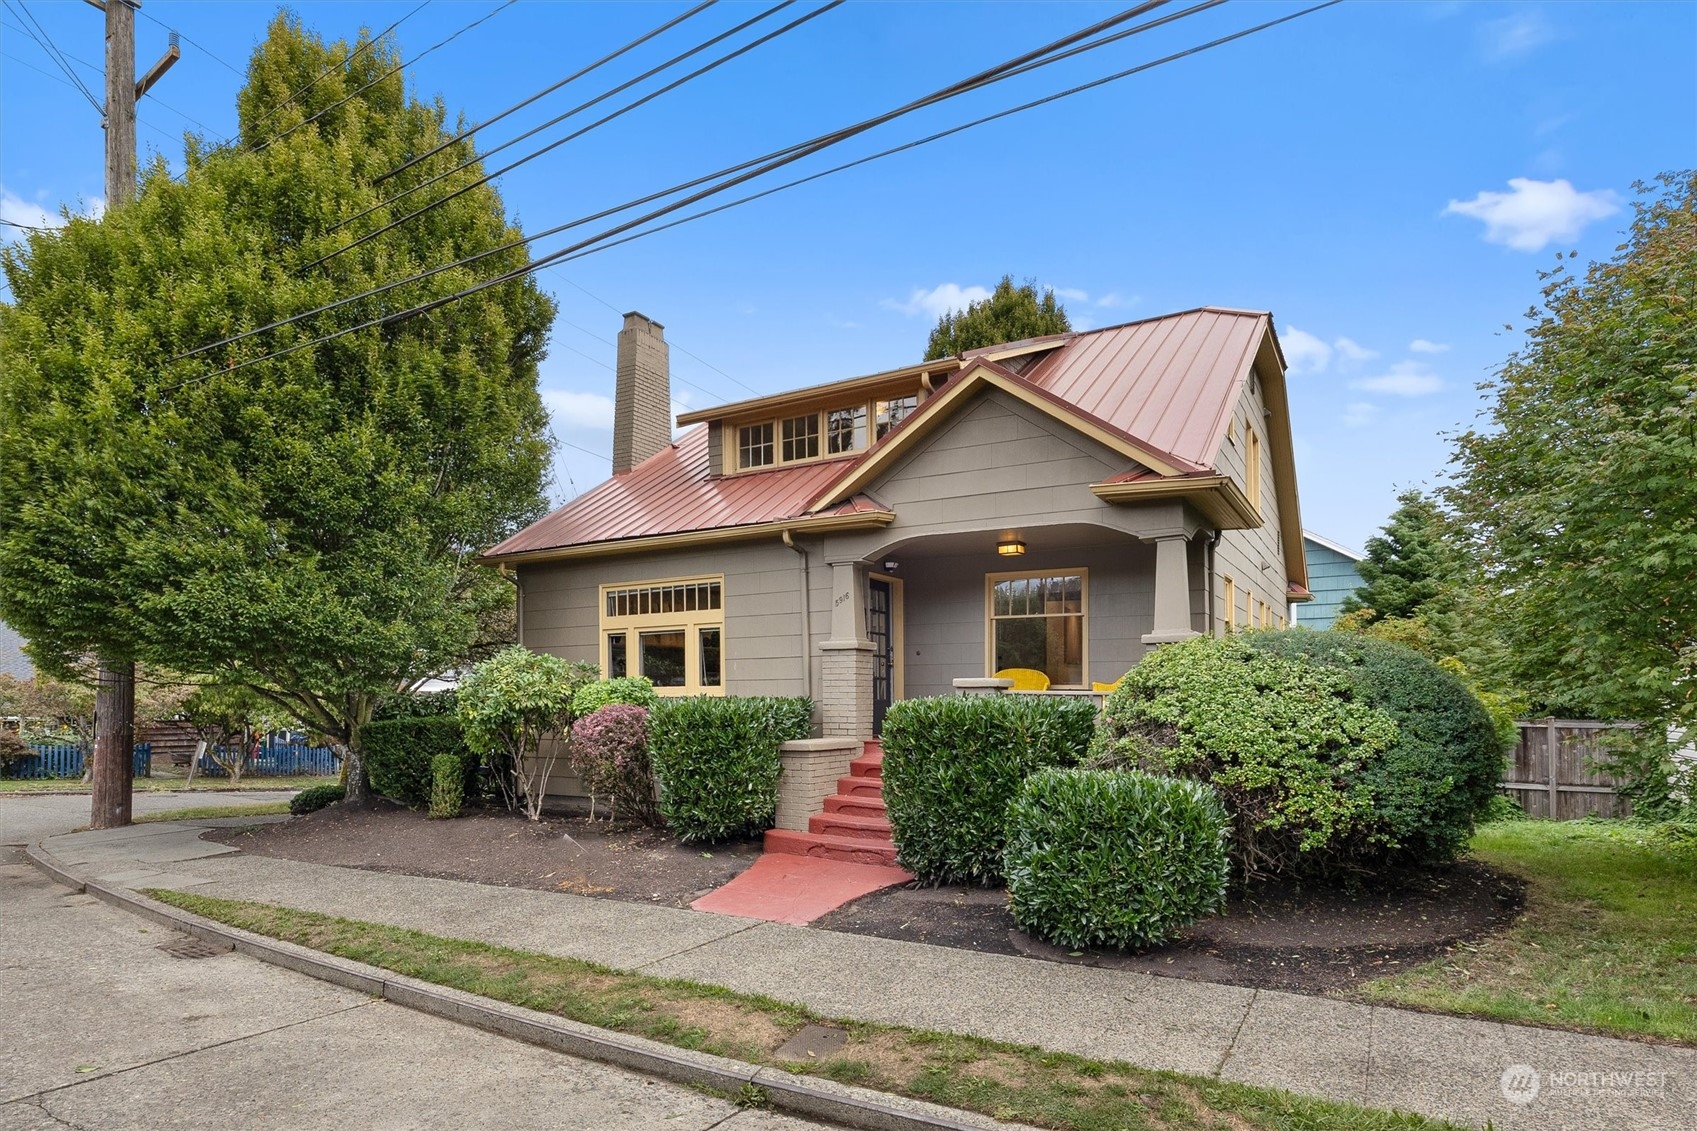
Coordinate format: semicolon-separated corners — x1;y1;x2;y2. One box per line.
568;704;658;825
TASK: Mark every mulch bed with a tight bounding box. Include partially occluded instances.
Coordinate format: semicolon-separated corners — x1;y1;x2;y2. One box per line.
205;803;1525;995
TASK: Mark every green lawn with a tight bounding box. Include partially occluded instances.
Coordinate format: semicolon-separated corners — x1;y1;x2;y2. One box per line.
152;891;1461;1131
131;801;292;822
0;774;324;793
1354;818;1697;1044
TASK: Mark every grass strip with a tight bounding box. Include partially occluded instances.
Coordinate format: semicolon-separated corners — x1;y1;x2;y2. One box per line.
148;889;1458;1131
1;776;322;793
1353;819;1697;1044
132;802;292;822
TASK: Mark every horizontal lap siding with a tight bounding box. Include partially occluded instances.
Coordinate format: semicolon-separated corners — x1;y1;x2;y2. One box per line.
519;541;809;698
1295;544;1364;628
1212;376;1289;632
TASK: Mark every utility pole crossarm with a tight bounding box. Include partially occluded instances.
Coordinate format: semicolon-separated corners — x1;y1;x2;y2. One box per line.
136;34;179;101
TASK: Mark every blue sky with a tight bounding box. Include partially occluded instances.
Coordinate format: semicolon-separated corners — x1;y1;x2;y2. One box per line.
3;0;1693;550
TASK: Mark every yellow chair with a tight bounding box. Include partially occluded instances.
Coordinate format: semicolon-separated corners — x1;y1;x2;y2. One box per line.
1091;676;1126;694
993;667;1051;692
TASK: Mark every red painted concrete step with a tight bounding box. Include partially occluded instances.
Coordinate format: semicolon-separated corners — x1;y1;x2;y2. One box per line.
836;775;883;798
848;756;883;779
823;794;886;818
808;810;893;841
690;853;912;925
764;827;900;867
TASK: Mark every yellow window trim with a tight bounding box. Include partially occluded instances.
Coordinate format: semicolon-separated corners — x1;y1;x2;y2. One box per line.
982;567;1090;689
598;574;726;696
723;391;923;475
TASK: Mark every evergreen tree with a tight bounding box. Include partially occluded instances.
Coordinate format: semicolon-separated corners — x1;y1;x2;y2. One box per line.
0;15;555;805
1339;489;1459;623
923;275;1072;360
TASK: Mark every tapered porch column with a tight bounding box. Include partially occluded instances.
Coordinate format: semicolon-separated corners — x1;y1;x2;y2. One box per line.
1141;533;1199;646
819;560;875;737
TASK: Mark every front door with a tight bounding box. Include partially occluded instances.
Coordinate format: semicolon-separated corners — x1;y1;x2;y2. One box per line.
868;577;894;735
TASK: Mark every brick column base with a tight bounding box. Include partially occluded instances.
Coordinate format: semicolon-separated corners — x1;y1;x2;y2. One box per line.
818;641;875;738
774;737;860;831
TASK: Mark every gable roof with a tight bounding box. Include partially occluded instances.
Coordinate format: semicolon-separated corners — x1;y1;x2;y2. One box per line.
1303;530;1365;561
482;307;1297;566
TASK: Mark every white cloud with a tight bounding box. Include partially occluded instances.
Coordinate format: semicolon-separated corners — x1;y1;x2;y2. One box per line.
1;188;103;243
1408;339;1450;354
1349;361;1443;397
882;282;992;319
1333;337;1378;364
1341;402;1379;428
1479;11;1555;60
1444;177;1620;252
1282;326;1333;374
541;389;615;431
1054;287;1090;303
1094;292;1137;309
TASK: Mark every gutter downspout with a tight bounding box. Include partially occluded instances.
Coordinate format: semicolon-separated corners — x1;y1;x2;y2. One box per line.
782;529;813;702
1206;529;1223;637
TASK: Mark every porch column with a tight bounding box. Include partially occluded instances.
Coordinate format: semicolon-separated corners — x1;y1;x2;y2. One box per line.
1142;533;1199;646
819;560;875;737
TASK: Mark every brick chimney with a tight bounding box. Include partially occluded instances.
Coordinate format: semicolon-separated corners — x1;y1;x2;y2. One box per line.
612;311;671;475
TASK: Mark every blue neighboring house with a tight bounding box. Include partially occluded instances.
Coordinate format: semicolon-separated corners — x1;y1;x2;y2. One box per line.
1295;531;1365;630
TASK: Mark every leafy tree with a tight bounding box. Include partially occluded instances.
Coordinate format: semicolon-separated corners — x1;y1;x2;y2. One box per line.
0;16;556;808
923;275;1072;360
1445;171;1697;730
457;646;598;821
1339;489;1459;623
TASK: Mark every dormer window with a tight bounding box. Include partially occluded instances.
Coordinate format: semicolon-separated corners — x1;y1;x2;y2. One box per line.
781;414;820;461
738;422;774;468
827;405;867;453
875;396;917;440
730;387;923;472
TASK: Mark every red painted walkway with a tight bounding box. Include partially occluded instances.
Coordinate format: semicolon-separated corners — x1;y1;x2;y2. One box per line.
689;853;913;925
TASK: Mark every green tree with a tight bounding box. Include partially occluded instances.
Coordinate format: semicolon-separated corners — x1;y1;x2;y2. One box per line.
923;275;1072;360
1339;489;1459;624
0;15;556;807
1445;171;1697;729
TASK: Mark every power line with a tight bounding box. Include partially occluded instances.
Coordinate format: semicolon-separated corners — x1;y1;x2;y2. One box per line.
0;16;215;132
372;0;719;188
339;1;787;234
4;0;101;113
249;1;517;157
0;48;180;145
306;0;835;272
167;1;1181;366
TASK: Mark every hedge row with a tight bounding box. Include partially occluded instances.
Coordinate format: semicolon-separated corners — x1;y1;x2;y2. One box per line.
361;716;477;809
648;696;812;842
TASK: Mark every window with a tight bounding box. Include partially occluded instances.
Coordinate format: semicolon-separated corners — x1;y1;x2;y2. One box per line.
600;578;724;694
827;405;867;454
781;414;819;462
988;571;1085;687
1245;422;1262;516
875;395;917;440
738;422;774;468
1222;576;1236;633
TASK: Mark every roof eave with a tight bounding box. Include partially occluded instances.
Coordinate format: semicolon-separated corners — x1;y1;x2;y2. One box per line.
476;508;895;568
1089;475;1261;530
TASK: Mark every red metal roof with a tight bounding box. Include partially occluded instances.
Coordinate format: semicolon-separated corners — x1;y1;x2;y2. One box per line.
485;307;1274;559
1022;307;1269;471
484;427;883;558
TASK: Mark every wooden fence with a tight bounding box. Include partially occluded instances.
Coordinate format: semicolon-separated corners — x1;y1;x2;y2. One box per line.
8;743;153;780
1503;718;1633;819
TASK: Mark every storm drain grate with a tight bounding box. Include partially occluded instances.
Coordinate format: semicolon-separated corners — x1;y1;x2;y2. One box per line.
158;936;230;960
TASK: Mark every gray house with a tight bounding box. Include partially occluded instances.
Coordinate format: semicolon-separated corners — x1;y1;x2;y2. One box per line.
483;306;1311;751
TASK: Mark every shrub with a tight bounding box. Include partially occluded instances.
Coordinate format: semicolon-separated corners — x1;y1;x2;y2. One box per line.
1004;768;1230;950
361;716;474;808
568;704;658;825
648;696;811;842
372;688;459;721
290;783;345;814
0;728;29;776
458;646;599;820
428;753;465;819
1245;630;1507;867
1094;635;1399;883
571;677;659;718
881;694;1097;885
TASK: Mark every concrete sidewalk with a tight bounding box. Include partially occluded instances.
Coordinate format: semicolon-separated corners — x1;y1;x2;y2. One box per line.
31;821;1697;1131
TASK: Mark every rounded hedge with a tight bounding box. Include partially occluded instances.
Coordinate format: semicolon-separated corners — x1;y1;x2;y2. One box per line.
649;696;812;842
571;676;660;718
881;694;1097;885
1094;631;1504;882
1004;768;1230;950
289;783;345;815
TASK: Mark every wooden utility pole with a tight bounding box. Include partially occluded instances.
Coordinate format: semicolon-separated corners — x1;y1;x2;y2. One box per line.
86;0;177;830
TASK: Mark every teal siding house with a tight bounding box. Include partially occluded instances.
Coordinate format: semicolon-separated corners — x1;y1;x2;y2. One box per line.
1295;531;1364;629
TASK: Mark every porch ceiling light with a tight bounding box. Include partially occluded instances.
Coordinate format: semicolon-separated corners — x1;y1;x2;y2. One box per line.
997;539;1026;557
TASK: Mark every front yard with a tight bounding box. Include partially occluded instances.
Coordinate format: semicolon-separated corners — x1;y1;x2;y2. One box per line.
1353;818;1697;1044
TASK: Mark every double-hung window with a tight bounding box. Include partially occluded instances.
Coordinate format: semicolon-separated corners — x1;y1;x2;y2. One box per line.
600;577;724;694
987;571;1086;687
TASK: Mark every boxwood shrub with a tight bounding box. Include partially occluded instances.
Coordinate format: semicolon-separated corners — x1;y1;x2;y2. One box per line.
648;696;812;842
428;753;465;819
361;716;476;809
880;694;1097;885
1004;768;1230;950
289;783;345;815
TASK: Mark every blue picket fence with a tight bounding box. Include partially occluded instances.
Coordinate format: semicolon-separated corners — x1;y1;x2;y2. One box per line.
193;737;339;778
7;743;152;780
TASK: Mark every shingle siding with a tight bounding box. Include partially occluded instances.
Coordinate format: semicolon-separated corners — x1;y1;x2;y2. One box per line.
1295;539;1365;629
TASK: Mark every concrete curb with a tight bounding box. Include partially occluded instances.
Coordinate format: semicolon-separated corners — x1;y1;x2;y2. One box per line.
26;839;1028;1131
